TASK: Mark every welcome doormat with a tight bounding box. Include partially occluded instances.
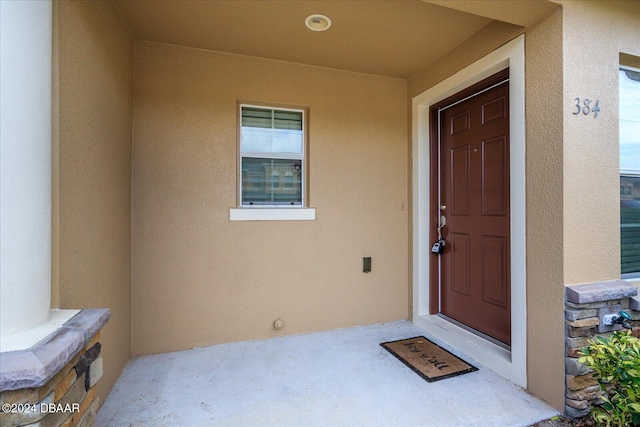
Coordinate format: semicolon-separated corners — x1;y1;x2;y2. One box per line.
381;336;478;382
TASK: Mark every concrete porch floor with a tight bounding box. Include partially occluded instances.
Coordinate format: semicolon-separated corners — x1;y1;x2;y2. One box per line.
97;321;558;426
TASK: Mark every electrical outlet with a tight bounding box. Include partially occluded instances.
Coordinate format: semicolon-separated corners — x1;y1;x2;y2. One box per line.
363;257;371;273
597;304;622;333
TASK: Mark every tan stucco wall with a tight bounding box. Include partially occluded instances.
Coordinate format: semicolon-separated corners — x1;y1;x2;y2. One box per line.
525;9;565;410
54;0;133;404
132;42;408;355
562;0;640;285
407;20;523;98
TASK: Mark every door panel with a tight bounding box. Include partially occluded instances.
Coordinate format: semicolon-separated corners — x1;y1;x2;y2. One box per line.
481;235;508;308
439;77;511;345
451;145;471;215
482;95;508;125
481;136;508;216
451;232;471;296
451;110;471;134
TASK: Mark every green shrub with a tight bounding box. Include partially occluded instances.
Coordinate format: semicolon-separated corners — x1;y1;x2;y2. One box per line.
579;330;640;426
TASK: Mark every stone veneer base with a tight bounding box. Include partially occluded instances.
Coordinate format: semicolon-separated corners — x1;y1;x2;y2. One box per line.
0;309;110;391
564;280;639;419
0;309;109;427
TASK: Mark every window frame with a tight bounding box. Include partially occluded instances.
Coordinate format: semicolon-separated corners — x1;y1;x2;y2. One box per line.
619;64;640;279
238;103;307;208
230;102;315;221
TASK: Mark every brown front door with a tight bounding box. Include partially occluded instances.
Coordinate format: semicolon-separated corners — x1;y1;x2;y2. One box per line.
436;71;511;345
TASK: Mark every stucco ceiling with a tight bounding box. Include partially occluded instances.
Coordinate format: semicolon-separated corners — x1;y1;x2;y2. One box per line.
112;0;497;79
113;0;561;78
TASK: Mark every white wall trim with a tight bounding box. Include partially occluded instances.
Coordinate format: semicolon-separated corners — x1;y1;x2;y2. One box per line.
411;35;527;387
230;207;316;221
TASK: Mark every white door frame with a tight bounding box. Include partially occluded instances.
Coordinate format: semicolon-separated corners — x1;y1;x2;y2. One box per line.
411;35;526;387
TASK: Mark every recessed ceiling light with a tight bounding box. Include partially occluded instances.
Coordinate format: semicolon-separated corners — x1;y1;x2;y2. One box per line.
305;14;332;32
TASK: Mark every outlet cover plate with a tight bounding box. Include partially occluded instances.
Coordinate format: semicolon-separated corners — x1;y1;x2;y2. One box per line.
597;304;622;333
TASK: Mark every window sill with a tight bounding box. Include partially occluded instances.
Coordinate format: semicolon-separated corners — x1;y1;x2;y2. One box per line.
622;275;640;285
229;207;316;221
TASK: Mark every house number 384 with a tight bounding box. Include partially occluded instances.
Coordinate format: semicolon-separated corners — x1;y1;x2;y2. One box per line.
573;98;600;118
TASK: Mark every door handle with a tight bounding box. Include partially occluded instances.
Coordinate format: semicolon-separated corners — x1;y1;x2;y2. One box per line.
437;215;446;240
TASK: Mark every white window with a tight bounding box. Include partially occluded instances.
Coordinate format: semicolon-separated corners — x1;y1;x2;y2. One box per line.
620;66;640;278
239;105;305;207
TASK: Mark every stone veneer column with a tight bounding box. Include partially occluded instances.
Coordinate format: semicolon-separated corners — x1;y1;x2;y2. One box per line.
564;280;640;419
0;310;110;427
